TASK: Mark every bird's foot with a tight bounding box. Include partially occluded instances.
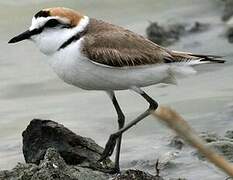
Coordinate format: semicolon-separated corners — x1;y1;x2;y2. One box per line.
98;133;119;162
91;161;120;174
101;166;120;174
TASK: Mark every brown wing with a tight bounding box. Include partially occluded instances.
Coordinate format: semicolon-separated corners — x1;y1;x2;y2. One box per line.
82;18;172;67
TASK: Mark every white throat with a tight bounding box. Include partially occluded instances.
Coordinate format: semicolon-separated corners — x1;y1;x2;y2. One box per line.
31;16;89;55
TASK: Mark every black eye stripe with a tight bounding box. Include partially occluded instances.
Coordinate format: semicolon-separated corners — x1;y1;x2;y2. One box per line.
35;10;50;18
43;19;71;29
30;19;72;36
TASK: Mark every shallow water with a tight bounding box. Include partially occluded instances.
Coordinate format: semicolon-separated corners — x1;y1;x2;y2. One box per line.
1;0;233;179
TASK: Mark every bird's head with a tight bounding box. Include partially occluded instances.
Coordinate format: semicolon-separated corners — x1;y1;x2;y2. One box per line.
8;7;89;55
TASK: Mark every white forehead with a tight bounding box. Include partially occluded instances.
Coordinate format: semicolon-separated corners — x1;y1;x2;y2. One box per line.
29;16;70;30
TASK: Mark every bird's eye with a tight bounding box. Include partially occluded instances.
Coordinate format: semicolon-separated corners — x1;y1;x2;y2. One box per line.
44;19;60;28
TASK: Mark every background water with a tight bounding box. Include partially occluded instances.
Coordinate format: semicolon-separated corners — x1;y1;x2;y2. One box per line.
1;0;233;179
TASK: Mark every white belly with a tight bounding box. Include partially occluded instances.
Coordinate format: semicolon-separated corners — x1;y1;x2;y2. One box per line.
49;39;171;91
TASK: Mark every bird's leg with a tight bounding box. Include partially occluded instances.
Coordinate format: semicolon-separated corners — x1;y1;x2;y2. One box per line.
113;95;125;171
99;88;158;168
99;109;151;163
108;91;125;172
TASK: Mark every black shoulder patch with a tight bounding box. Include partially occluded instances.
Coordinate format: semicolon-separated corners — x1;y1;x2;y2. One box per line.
35;10;50;18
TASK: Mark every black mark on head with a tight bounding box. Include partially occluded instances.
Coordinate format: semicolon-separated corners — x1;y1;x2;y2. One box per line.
44;19;60;28
35;10;50;18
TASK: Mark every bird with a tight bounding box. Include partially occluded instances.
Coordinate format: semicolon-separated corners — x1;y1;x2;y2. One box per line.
8;7;225;173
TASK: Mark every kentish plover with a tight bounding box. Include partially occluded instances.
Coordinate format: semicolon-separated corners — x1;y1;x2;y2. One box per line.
9;7;225;173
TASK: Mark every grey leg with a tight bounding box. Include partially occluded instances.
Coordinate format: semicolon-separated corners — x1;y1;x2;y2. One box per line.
99;87;158;172
106;91;125;172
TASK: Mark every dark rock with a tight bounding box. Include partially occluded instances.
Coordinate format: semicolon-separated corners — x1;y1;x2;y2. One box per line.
188;22;210;33
225;130;233;139
221;0;233;21
193;131;233;161
0;120;188;180
0;148;110;180
197;141;233;162
169;136;185;150
199;132;222;143
200;131;233;143
194;131;233;162
113;169;164;180
146;22;185;46
146;21;210;46
0;163;38;180
22;119;112;170
0;148;172;180
226;27;233;43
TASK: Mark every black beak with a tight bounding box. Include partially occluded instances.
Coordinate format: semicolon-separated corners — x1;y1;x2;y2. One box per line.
8;30;32;44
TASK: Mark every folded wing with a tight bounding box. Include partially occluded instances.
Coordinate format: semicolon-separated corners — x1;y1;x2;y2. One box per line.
82;18;225;67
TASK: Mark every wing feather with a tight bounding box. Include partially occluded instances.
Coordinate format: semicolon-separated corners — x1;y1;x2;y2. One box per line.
81;19;225;67
82;18;171;67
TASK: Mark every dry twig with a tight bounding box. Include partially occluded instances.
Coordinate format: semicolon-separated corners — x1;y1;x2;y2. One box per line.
152;105;233;177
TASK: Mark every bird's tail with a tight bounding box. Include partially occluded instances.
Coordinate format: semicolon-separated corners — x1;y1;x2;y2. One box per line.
165;50;225;79
170;50;225;65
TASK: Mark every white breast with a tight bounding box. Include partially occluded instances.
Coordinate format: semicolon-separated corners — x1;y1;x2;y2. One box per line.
49;38;172;91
